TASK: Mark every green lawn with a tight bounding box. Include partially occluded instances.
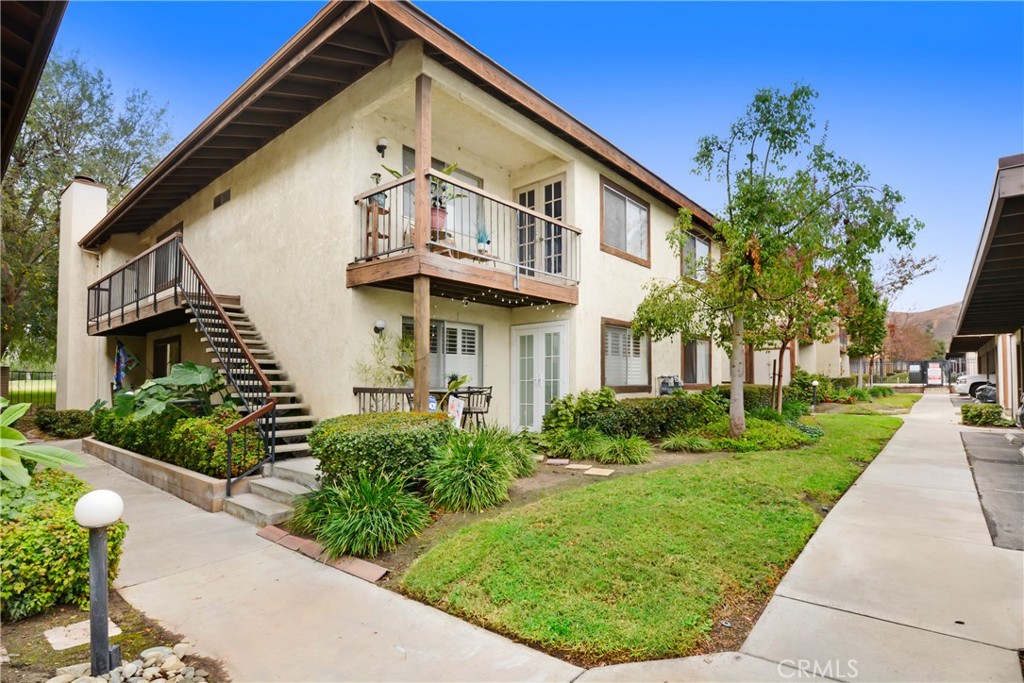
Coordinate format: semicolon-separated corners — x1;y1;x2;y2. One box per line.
401;414;902;665
832;392;922;415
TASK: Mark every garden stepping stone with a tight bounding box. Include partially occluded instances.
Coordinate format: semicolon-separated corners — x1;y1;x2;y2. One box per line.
564;464;592;470
256;525;289;542
331;557;388;583
583;468;615;477
44;619;121;651
545;458;570;465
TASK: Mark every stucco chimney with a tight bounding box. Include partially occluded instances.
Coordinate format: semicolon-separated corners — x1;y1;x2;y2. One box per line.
55;177;107;409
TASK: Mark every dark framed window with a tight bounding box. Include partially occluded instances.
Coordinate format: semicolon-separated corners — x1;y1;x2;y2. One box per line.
682;232;711;281
152;335;181;378
401;317;482;389
600;176;650;267
683;339;711;387
601;318;651;392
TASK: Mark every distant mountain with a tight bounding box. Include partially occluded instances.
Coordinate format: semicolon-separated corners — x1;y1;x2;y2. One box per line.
887;302;962;348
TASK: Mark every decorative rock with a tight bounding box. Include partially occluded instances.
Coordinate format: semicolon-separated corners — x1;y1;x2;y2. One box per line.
180;667;194;678
172;643;190;659
56;663;91;678
161;654;184;673
142;666;161;680
139;646;172;660
123;662;140;678
110;671;124;683
45;676;76;683
195;670;209;678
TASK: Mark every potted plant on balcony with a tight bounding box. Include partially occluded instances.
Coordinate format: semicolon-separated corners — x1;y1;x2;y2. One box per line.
383;162;465;234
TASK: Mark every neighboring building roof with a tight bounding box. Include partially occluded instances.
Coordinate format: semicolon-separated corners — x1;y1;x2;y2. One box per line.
1;0;67;177
79;0;716;248
952;153;1024;342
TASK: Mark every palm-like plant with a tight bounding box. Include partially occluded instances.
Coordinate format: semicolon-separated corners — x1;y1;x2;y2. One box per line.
1;399;85;488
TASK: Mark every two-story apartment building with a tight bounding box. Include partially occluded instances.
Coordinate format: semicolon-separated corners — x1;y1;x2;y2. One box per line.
57;0;729;453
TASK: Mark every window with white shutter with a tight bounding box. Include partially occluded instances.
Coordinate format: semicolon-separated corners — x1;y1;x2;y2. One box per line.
602;320;650;391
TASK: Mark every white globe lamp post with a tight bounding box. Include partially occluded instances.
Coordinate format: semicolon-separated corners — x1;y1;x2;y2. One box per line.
811;380;820;412
74;490;124;675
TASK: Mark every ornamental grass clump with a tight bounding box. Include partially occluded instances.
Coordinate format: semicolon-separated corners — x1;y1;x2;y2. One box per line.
544;427;605;460
291;472;430;559
426;430;516;512
660;433;715;453
594;435;653;465
476;426;538;477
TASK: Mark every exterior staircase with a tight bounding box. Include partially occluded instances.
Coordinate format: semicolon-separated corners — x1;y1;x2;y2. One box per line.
222;458;320;527
185;299;319;526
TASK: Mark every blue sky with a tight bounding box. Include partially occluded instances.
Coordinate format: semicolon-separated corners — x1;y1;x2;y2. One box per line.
54;1;1024;312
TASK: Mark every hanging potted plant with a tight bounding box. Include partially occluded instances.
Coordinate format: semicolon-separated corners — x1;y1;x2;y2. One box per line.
476;222;491;255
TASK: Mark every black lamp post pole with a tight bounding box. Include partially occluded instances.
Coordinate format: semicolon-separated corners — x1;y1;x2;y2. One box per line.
88;527;120;674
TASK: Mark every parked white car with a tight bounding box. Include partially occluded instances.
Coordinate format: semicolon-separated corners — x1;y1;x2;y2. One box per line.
954;373;996;397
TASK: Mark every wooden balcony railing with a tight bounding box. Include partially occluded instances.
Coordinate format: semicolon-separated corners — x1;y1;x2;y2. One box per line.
353;172;581;284
87;232;183;329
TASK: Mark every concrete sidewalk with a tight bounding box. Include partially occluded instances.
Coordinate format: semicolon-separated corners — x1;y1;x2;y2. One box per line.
583;392;1024;682
69;443;581;682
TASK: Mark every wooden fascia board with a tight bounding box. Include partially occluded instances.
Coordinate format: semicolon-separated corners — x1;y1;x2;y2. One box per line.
78;0;371;248
373;0;717;228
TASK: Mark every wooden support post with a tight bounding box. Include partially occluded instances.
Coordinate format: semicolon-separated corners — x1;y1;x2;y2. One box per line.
414;74;432;251
413;275;431;412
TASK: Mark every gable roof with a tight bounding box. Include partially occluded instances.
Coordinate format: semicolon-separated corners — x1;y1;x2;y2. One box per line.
79;0;715;248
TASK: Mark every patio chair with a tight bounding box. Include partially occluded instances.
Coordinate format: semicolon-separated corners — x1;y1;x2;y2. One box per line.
460;386;492;429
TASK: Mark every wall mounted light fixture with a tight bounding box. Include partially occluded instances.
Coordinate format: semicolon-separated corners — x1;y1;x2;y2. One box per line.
374;319;386;335
376;137;389;158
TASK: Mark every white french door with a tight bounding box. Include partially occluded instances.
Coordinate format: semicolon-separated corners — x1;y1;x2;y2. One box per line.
515;176;565;276
511;322;568;431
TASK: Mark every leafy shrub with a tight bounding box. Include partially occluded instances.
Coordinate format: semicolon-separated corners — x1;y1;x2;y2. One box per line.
1;400;85;488
290;472;430;558
168;407;265;477
477;427;537;478
1;469;127;621
693;417;812;452
542;387;617;432
790;421;825;439
660;433;715;453
748;406;787;423
33;408;93;438
961;404;1014;427
310;412;451;487
543;427;606;460
781;400;810;420
832;377;858;390
583;393;725;439
426;430;516;511
594;435;653;465
92;408;182;461
703;384;777;412
868;385;894;398
848;388;871;402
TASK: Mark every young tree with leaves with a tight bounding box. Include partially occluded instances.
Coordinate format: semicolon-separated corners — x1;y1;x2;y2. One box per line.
842;273;889;385
634;85;923;436
1;53;171;361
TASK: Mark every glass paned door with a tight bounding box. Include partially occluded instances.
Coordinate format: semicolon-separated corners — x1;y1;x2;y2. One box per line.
515;177;564;276
512;322;568;431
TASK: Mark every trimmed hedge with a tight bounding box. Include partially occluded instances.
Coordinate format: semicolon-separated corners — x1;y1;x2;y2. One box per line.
168;407;265;477
962;404;1013;427
92;407;264;477
310;412;451;487
34;407;93;438
1;469;128;621
542;387;617;432
581;392;725;439
92;409;182;461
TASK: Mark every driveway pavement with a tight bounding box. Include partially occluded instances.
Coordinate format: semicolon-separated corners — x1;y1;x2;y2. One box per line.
961;430;1024;550
63;393;1024;681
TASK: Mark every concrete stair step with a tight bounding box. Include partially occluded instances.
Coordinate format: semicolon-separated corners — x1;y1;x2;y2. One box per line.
249;476;314;504
236;402;308;412
202;336;266;346
267;457;318;487
219;368;287;377
275;442;310;455
206;347;273;356
223;493;293;527
275;427;313;438
274;414;316;424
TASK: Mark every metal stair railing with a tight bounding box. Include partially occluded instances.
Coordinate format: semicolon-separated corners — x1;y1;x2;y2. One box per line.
174;239;277;495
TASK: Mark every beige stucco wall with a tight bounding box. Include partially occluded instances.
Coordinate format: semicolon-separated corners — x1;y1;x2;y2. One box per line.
81;39;720;427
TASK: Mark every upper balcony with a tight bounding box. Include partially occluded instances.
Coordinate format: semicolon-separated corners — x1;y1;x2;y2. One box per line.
346;170;580;306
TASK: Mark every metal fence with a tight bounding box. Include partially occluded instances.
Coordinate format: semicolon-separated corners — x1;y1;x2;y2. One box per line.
4;369;57;412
